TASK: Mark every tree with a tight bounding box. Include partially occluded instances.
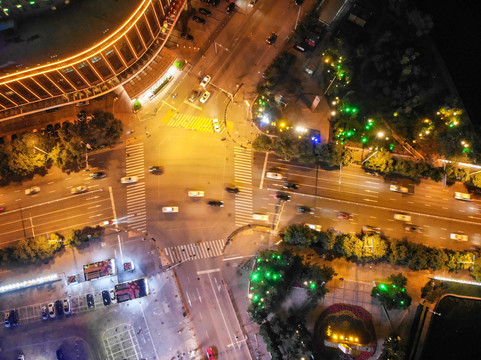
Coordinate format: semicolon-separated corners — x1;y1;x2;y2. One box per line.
339;233;362;258
50;139;85;172
388;273;408;288
389;239;410;266
380;334;406;360
364;150;394;174
64;229;83;247
372;273;412;310
5;132;53;176
252;134;274;152
360;234;388;260
297;138;317;165
272;131;300;161
86;111;123;147
315;143;353;167
283;225;317;248
472;257;481;282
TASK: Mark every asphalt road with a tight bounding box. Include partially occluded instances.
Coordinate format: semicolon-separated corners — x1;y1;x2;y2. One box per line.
255;152;481;250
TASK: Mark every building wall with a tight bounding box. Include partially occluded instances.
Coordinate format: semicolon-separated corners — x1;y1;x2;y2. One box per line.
0;0;181;119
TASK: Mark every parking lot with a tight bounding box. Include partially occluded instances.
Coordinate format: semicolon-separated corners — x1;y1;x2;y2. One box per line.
0;233;200;360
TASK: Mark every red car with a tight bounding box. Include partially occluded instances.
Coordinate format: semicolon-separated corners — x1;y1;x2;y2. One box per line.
206;347;215;360
337;212;353;220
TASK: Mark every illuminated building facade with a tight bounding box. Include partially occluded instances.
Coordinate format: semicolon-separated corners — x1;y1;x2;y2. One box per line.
0;0;184;120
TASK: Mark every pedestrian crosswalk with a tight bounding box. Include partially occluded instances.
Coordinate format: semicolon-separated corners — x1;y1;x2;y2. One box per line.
125;143;146;233
164;239;225;264
234;146;253;226
165;111;224;133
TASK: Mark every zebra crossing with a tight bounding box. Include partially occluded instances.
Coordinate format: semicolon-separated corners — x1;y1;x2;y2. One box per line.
125;143;147;233
165;112;223;133
234;146;253;226
164;239;225;264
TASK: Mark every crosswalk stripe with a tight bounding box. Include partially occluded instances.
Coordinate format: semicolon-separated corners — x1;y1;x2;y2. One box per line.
164;112;223;133
125;144;147;233
164;239;225;263
233;146;253;226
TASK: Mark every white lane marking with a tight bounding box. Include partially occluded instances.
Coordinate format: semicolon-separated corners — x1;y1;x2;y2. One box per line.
196;288;202;303
197;268;220;275
259;152;269;190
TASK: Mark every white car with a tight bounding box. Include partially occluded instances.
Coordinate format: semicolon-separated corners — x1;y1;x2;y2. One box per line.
188;191;205;197
451;232;468;241
162;206;179;213
121;176;138;184
200;75;211;87
71;185;88;194
25;186;40;195
212;118;221;133
200;90;210;103
389;184;409;193
305;224;322;232
454;192;471;201
266;172;282;180
394;213;411;222
48;302;55;318
17;355;25;360
252;213;269;221
363;225;381;234
41;305;48;320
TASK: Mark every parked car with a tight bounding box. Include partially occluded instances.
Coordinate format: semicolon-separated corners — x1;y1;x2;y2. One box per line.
212;118;221;132
71;185;88;194
110;289;117;304
48;302;56;318
226;2;235;14
225;187;239;194
149;166;164;174
188;89;201;102
86;294;95;309
199;7;211;16
121;176;138;184
266;32;278;45
63;299;71;315
249;0;257;7
200;90;211;103
298;206;314;214
200;75;211;87
208;200;224;207
4;312;10;327
17;355;25;360
90;171;107;179
188;191;205;197
162;206;179;213
0;204;5;212
25;186;40;195
193;15;206;24
275;191;291;202
9;309;19;326
55;300;64;316
181;33;194;41
41;305;48;320
102;290;111;306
